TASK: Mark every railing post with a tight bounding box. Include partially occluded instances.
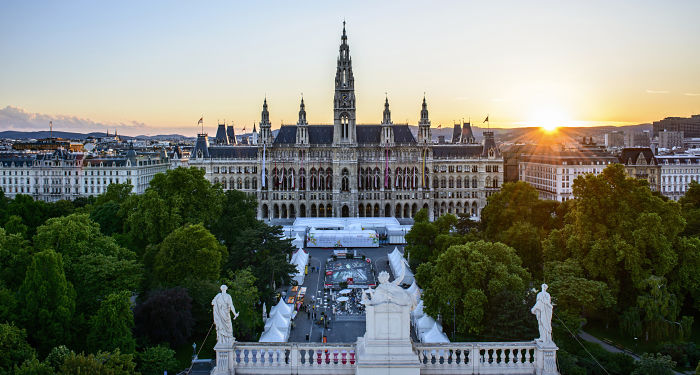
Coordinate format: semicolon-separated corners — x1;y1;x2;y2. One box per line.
535;340;559;375
290;344;299;371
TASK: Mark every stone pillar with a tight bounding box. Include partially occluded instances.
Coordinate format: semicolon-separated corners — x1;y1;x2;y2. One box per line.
355;273;421;375
212;342;235;375
535;340;559;375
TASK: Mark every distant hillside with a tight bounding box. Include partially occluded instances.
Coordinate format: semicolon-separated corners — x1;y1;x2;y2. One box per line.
0;130;191;141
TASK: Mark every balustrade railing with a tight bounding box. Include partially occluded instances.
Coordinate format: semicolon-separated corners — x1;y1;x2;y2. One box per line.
414;342;537;374
231;342;356;374
221;341;549;374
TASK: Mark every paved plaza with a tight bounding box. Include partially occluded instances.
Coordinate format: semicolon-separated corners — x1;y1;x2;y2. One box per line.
285;245;399;343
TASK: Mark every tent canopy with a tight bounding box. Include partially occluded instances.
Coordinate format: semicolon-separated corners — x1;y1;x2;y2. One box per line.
421;323;450;343
259;324;288;343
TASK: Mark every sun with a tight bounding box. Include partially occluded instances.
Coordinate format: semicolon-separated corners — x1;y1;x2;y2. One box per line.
529;108;569;133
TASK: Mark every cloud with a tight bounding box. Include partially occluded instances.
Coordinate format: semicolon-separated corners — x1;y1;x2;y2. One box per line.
645;89;669;94
684;93;700;97
0;106;191;136
454;96;470;101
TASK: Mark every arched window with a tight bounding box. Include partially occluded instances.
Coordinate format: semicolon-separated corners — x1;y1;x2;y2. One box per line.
440;177;447;189
472;177;478;188
244;178;250;189
237;178;242;190
456;178;462;188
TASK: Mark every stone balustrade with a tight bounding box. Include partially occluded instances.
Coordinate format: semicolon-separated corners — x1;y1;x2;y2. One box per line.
216;341;557;375
230;342;357;374
414;342;538;374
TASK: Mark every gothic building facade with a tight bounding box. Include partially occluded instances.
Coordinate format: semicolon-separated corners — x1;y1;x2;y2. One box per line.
189;24;503;221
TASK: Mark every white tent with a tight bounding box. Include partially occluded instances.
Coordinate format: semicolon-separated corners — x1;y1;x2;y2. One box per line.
306;228;378;248
411;300;425;325
388;248;415;285
406;281;421;300
421;323;450;343
259;324;288;343
291;234;304;250
290;249;309;285
415;315;437;338
264;310;291;332
269;298;293;318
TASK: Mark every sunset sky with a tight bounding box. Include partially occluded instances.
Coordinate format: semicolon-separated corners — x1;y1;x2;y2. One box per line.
1;0;699;135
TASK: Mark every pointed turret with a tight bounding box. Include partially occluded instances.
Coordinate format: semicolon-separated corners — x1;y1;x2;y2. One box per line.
380;95;394;144
298;97;308;125
297;96;309;145
227;125;237;145
215;123;229;145
382;95;392;125
259;98;273;144
251;122;259;145
418;95;432;144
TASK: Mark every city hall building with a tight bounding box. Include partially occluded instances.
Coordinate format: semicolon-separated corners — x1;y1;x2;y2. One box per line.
190;24;503;221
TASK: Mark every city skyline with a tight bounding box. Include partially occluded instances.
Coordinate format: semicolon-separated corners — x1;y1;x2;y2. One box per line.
1;1;699;135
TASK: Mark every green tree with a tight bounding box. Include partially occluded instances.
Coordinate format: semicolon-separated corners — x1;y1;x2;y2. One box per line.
136;346;178;375
70;253;143;317
87;291;136;354
14;359;55;375
96;182;133;206
19;250;76;355
90;200;123;236
211;189;258;248
543;164;684;314
153;223;226;286
4;214;28;237
632;353;676;375
45;346;71;372
33;213;132;261
59;350;139;375
416;241;530;336
0;323;36;375
147;167;223;227
224;221;296;300
134;287;194;347
544;259;614;315
120;190;179;252
222;268;262;340
0;227;33;290
500;221;543;279
90;183;134;236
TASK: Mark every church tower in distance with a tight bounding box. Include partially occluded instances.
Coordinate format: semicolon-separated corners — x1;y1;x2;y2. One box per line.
333;21;357;145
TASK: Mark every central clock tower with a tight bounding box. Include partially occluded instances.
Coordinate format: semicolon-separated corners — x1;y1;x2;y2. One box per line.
333;21;356;145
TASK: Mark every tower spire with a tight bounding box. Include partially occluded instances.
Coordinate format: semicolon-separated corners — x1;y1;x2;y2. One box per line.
298;95;307;125
382;95;392;125
333;21;356;144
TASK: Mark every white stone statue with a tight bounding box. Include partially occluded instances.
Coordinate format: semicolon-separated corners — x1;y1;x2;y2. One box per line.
531;283;553;344
212;285;239;345
363;269;413;308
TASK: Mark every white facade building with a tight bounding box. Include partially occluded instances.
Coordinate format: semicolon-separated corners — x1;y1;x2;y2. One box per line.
657;154;700;201
0;149;170;202
519;140;618;201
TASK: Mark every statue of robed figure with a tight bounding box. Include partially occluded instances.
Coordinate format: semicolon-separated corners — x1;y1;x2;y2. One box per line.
531;283;553;344
212;284;239;345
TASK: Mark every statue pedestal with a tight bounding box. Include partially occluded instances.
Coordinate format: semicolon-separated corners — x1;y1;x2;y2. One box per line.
212;342;235;375
535;340;559;375
355;295;420;375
